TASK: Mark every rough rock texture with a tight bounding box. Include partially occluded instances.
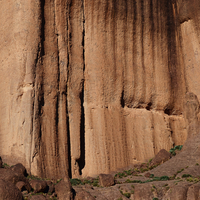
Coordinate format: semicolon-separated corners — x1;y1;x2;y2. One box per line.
0;0;200;179
99;174;114;187
75;190;96;200
150;93;200;177
28;195;46;200
30;180;47;193
16;181;31;193
0;179;23;200
149;149;171;167
55;178;73;200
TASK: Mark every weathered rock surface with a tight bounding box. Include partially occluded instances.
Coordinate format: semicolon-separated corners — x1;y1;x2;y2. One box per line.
30;180;47;193
99;174;115;187
0;0;200;179
55;178;73;200
10;163;27;176
0;168;28;184
28;195;46;200
0;179;23;200
149;149;171;167
16;181;31;192
75;190;96;200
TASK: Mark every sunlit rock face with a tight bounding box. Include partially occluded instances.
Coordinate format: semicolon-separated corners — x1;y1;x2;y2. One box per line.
0;0;199;179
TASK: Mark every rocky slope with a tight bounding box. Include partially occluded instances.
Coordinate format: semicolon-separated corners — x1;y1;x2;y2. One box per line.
0;0;200;179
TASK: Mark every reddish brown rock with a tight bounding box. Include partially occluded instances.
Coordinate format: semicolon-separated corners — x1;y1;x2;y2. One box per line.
187;183;200;200
0;179;23;200
46;181;55;194
0;168;28;184
55;178;73;200
149;149;171;167
163;183;190;200
30;180;47;193
28;195;46;200
0;0;200;180
10;163;27;176
99;174;115;187
75;190;95;200
16;181;31;192
144;172;151;178
133;184;153;200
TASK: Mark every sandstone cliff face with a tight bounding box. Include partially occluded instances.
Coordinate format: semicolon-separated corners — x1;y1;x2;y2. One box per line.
0;0;200;179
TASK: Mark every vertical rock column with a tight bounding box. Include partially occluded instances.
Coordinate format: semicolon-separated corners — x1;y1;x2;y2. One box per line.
67;0;85;178
0;0;41;171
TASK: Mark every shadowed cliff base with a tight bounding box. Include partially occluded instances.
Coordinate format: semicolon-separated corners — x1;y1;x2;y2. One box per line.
0;0;200;180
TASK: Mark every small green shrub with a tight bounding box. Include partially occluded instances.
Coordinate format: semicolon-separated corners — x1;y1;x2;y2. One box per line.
124;169;132;175
70;178;83;186
169;145;183;156
194;178;199;182
166;186;170;190
163;184;168;187
182;174;192;178
83;179;92;185
152;176;169;181
134;168;140;172
92;179;99;187
27;175;42;181
2;163;10;168
123;193;131;198
131;180;142;183
148;158;153;163
131;190;134;194
177;169;184;174
125;179;132;183
187;177;194;182
150;174;154;178
140;168;149;173
115;172;126;178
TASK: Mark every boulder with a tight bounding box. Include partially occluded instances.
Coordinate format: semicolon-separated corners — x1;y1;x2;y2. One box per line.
10;163;27;176
16;181;31;192
99;174;114;187
46;180;55;194
55;177;73;200
150;149;171;167
0;179;23;200
0;168;28;184
30;180;47;193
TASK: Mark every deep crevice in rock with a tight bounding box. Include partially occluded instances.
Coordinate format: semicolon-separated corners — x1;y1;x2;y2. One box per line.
78;0;86;176
120;90;125;108
146;102;152;111
79;85;85;175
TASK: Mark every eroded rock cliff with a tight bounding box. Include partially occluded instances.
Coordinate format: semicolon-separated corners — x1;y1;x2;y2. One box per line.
0;0;200;179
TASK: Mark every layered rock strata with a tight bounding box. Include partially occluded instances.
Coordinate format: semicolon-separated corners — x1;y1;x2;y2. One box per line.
0;0;200;178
